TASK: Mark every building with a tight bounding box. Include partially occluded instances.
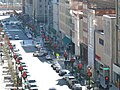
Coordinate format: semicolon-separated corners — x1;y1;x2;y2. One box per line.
32;0;49;23
95;15;116;82
113;0;120;88
59;0;75;54
70;10;83;56
22;0;49;23
24;0;33;16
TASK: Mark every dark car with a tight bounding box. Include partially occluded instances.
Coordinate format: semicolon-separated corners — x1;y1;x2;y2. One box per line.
49;87;56;90
33;51;44;57
16;56;22;60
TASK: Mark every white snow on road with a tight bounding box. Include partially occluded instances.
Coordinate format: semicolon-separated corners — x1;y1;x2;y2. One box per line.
11;40;70;90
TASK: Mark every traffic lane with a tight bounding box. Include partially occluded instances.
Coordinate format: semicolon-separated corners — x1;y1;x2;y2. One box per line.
22;46;37;53
23;54;70;90
11;41;70;90
7;31;29;40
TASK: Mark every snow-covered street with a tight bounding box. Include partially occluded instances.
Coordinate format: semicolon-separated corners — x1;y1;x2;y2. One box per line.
11;40;70;90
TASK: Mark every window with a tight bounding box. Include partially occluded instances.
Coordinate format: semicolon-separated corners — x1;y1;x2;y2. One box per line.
39;0;42;2
29;0;33;4
40;5;42;8
99;38;104;45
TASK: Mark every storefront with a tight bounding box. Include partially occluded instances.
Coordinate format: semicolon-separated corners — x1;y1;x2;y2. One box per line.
113;64;120;89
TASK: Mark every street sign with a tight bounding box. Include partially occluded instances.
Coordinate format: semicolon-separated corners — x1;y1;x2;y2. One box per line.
103;68;109;70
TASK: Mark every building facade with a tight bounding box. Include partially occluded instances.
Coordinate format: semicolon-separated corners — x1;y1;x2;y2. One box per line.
113;0;120;88
95;15;116;82
59;0;75;56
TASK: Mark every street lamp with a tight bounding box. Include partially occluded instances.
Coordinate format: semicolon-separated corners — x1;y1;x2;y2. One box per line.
78;63;83;81
87;67;92;90
70;57;75;74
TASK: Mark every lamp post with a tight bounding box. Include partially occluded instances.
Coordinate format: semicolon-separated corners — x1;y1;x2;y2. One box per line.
70;57;75;75
78;63;83;81
87;67;92;90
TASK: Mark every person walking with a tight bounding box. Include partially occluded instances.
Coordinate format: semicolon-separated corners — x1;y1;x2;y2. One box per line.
64;50;68;60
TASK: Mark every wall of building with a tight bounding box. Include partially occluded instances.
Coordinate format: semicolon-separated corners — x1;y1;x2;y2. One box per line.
53;0;59;32
95;31;104;76
103;15;116;81
59;0;71;37
32;0;49;23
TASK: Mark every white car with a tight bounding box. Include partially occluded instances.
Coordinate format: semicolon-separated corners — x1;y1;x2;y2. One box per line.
63;73;73;80
72;84;82;90
26;33;32;39
59;69;70;76
15;35;19;40
66;76;75;82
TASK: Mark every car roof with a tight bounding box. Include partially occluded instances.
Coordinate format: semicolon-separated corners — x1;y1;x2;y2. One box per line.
67;76;75;78
74;84;81;87
61;69;70;72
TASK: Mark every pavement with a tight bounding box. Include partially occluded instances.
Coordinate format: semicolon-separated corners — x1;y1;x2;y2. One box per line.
0;15;118;90
0;64;5;90
99;76;118;90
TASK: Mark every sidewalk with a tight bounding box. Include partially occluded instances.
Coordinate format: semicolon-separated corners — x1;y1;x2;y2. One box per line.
0;65;5;90
100;76;118;90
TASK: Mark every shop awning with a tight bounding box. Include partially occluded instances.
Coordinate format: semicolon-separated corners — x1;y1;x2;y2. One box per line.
62;36;72;46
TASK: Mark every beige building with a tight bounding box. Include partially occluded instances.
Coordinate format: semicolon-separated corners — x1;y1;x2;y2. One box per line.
59;0;75;55
23;0;49;23
113;0;120;88
95;14;116;82
33;0;49;23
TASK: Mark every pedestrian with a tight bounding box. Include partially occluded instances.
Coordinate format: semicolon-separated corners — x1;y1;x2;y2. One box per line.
23;41;24;45
64;50;68;60
2;60;4;64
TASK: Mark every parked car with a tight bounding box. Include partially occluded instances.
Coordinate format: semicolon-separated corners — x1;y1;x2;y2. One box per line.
66;76;75;83
33;51;44;57
35;42;42;49
63;73;73;80
40;48;48;55
45;55;52;60
72;84;82;90
26;33;32;39
51;61;59;67
8;35;12;39
49;87;56;90
68;79;79;88
15;35;19;40
52;63;61;70
55;66;62;73
12;24;16;28
59;69;70;76
16;56;22;60
13;48;19;52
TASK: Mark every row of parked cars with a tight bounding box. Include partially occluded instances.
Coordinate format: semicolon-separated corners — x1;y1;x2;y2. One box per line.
51;62;83;90
6;31;20;40
12;44;38;90
33;45;53;60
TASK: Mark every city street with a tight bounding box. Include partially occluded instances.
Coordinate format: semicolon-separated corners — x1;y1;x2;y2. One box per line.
1;15;71;90
11;41;70;90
